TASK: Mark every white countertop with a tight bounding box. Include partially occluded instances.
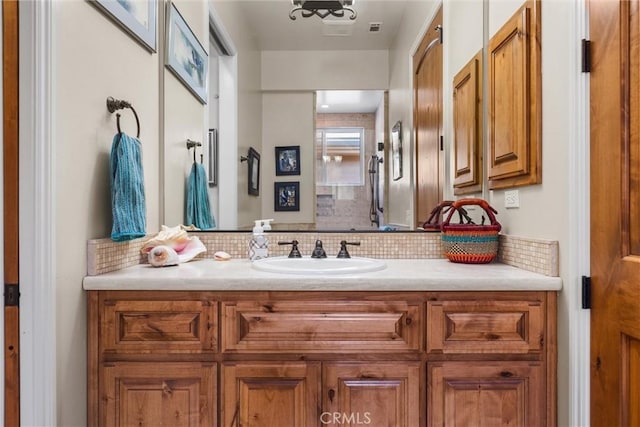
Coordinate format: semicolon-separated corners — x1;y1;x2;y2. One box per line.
82;258;562;292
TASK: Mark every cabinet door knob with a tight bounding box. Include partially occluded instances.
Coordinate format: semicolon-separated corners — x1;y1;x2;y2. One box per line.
328;388;335;402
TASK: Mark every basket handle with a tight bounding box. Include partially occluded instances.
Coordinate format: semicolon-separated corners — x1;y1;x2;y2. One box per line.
442;198;501;229
421;200;473;229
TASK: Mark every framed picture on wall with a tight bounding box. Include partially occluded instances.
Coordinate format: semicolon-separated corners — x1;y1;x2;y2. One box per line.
391;120;403;181
165;1;208;104
275;146;300;176
90;0;157;52
247;148;260;196
274;182;300;211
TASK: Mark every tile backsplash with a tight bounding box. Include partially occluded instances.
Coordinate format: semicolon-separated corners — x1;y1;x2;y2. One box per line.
87;232;559;277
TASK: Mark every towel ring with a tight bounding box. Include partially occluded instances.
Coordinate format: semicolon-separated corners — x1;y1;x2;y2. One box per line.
107;96;140;138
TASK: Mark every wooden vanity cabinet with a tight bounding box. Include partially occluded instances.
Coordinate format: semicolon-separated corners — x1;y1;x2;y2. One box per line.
87;290;556;427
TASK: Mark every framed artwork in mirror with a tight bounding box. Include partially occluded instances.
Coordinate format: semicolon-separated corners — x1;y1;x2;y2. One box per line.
90;0;157;52
207;128;217;186
391;121;403;181
165;1;208;104
275;146;300;176
248;148;260;196
274;182;300;211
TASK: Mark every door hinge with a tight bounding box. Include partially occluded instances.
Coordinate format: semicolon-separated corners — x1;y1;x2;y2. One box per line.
440;135;444;151
581;39;591;73
4;284;19;307
581;276;591;309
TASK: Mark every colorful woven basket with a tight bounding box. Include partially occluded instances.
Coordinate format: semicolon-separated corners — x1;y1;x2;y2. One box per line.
441;198;501;264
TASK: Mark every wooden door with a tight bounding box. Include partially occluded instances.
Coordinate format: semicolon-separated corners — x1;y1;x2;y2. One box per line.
590;0;640;425
428;361;544;427
323;363;420;427
222;362;321;427
101;362;216;426
413;6;443;225
3;1;20;425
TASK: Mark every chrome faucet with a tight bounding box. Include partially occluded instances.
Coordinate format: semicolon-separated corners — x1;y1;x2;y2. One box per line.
311;240;327;258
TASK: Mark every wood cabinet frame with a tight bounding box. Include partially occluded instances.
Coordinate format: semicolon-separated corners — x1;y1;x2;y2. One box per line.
87;290;557;427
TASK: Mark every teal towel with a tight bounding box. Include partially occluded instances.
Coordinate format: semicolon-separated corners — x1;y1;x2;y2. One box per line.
110;132;146;241
186;162;216;230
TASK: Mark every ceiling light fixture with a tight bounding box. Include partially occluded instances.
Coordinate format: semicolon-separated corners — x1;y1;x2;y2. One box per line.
289;0;357;21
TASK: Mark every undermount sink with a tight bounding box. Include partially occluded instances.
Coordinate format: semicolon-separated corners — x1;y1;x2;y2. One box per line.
252;256;387;275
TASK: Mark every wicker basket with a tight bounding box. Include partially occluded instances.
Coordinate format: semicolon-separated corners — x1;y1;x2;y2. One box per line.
441;198;501;264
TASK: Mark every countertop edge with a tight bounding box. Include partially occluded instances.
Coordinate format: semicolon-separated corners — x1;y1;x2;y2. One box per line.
82;259;563;292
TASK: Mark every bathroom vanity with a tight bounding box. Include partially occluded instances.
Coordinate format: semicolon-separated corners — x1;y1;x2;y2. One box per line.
84;259;560;427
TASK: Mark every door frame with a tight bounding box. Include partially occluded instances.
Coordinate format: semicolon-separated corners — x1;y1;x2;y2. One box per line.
16;1;56;426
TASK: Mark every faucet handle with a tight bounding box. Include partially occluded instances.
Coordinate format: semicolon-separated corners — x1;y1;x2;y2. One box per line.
337;240;361;258
278;240;302;258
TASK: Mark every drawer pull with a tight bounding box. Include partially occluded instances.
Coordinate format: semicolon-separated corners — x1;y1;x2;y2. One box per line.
328;388;335;403
499;371;514;378
484;333;501;340
405;317;412;325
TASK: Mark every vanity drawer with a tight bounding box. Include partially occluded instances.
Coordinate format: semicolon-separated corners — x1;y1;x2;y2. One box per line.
100;298;218;355
221;299;422;353
426;298;544;354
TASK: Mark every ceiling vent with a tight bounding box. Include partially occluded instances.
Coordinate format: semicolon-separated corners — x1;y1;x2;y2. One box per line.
369;22;382;33
322;20;355;36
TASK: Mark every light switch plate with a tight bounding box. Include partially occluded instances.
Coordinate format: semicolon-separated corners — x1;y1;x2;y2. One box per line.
504;190;520;208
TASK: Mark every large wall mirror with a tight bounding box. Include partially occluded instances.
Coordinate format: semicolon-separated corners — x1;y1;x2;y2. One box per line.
163;0;489;232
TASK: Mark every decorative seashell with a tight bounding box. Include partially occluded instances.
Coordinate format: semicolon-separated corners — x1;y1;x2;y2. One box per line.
141;225;190;254
177;236;207;263
214;251;232;261
148;245;179;267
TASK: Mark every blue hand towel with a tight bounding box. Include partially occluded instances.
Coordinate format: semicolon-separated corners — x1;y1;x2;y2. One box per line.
186;162;216;230
110;132;146;241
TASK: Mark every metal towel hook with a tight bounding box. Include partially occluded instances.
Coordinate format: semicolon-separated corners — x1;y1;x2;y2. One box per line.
186;139;202;163
107;96;140;138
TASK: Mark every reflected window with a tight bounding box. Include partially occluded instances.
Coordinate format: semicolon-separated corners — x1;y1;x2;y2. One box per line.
316;127;364;186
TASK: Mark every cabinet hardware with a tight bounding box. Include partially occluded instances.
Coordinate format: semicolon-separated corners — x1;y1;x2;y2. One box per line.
328;388;335;403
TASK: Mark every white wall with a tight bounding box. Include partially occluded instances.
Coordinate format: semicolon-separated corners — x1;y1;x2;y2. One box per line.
163;0;209;227
262;92;316;224
54;0;206;424
387;1;438;228
442;0;484;201
262;50;389;91
212;0;262;229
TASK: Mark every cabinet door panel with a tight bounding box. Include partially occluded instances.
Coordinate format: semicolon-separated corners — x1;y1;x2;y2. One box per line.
487;1;541;189
101;362;216;427
102;298;217;354
323;363;420;427
222;362;321;427
429;361;543;427
453;50;483;194
427;299;544;354
222;300;421;353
